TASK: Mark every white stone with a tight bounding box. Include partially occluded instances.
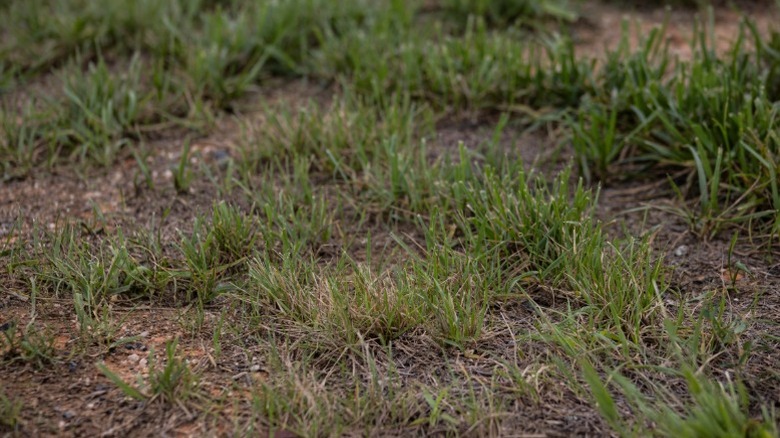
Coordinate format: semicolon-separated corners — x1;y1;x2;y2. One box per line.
674;245;688;257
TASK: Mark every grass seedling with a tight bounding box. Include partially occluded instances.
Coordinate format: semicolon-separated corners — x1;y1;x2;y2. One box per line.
98;338;200;406
0;322;56;368
147;339;200;404
173;139;194;194
0;389;21;430
132;149;155;192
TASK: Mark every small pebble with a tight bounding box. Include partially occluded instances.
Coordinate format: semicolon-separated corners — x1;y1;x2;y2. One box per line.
211;149;231;163
127;353;140;363
249;364;261;372
674;245;688;257
139;331;150;338
124;342;147;351
139;358;148;368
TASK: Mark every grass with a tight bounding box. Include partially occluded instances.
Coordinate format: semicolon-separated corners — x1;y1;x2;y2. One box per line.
0;389;21;430
0;321;56;368
573;19;780;236
441;0;577;29
98;338;201;405
0;0;384;175
315;19;591;112
2;0;780;436
584;346;778;437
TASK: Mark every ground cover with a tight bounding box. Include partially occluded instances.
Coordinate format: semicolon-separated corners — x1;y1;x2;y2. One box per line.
1;0;779;436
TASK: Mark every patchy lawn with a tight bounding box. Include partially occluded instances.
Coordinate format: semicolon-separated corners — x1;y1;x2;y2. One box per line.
1;1;779;436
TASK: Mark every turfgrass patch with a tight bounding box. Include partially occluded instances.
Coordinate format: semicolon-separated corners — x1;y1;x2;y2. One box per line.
573;20;780;236
1;1;779;436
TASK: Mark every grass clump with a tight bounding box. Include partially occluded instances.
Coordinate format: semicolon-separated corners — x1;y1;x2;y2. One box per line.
38;227;146;321
57;57;146;165
243;157;667;352
239;96;423;175
442;0;577;29
247;165;336;256
248;347;425;436
449;166;597;283
0;103;48;180
317;21;592;112
1;0;164;74
98;339;200;405
30;201;258;315
0;389;21;430
210;201;257;263
407;243;496;347
0;322;56;368
239;95;445;219
654;376;777;438
0;0;376;77
458;167;665;342
0;0;386;174
180;0;379;108
248;255;424;346
584;360;778;438
1;57;168;173
572;21;780;235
